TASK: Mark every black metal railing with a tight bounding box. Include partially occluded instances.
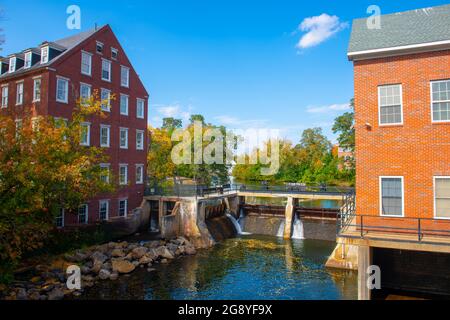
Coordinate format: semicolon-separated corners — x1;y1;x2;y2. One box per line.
237;183;353;196
145;184;238;198
338;191;356;233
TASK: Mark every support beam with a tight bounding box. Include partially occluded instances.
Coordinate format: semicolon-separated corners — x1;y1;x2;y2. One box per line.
358;245;372;300
283;197;294;239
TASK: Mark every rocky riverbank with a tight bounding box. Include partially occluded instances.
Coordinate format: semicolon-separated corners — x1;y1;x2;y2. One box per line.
0;236;198;300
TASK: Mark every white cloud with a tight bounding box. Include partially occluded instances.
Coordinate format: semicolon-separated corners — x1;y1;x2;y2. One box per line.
296;13;348;49
153;103;192;123
214;115;268;128
306;103;351;114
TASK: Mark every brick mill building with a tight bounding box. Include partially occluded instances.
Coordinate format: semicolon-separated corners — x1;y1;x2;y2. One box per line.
0;25;148;227
334;4;450;299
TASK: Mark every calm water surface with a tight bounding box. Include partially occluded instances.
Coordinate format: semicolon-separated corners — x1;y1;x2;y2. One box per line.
80;236;357;300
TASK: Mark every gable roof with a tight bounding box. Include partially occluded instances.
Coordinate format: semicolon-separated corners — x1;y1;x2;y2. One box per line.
348;4;450;61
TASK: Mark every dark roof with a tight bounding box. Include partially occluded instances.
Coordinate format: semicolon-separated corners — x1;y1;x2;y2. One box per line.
348;4;450;59
0;27;101;79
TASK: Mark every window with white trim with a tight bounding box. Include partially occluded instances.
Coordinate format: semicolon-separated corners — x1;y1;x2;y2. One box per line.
33;78;41;102
24;52;32;69
119;165;128;185
136;130;144;150
101;59;111;81
41;46;49;64
100;88;111;111
380;177;404;217
111;48;118;60
9;57;16;73
96;41;104;54
56;208;64;228
121;66;129;87
15;119;22;138
120;94;129;115
1;86;8;108
100;163;110;184
435;177;450;219
100;125;110;148
78;204;88;224
80;122;90;146
136;98;145;119
80;83;91;106
99;200;109;221
431;80;450;122
81;51;92;76
16;82;24;105
120;128;128;149
379;84;402;125
118;199;128;217
56;77;69;103
136;164;144;184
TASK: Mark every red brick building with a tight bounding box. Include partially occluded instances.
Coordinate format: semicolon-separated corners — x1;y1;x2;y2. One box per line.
0;25;148;227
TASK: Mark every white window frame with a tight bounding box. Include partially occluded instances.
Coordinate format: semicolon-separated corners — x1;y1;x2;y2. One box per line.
434;176;450;220
119;164;128;185
100;163;111;184
136;164;144;184
41;46;49;64
78;204;88;224
9;57;16;73
100;88;111;112
99;200;110;221
111;47;118;60
33;77;41;102
80;122;91;146
100;124;111;148
1;85;8;108
379;176;405;217
120;66;129;88
24;52;32;69
56;208;65;228
136;129;145;150
378;84;403;126
136;98;145;119
119;127;129;149
430;80;450;123
118;198;128;217
120;94;129;116
101;58;112;82
96;41;104;54
81;51;92;76
56;76;69;103
80;82;91;106
16;81;24;105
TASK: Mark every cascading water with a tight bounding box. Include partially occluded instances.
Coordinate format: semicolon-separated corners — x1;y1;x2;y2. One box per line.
277;221;285;238
292;215;305;240
238;208;246;230
226;213;251;235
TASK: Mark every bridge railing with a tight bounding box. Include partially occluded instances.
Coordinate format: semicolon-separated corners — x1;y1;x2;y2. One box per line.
237;183;354;196
145;184;239;198
338;191;356;234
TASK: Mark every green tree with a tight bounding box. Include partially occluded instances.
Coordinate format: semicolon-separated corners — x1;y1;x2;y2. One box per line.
332;98;355;152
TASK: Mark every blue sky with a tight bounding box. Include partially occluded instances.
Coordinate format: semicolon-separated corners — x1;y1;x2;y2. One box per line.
1;0;449;143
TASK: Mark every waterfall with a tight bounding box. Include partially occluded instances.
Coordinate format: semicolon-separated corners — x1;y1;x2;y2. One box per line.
238;208;246;230
226;213;251;235
292;215;305;240
277;221;285;238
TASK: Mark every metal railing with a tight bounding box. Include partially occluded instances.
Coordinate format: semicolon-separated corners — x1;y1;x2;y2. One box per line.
338;191;356;233
145;184;239;198
237;183;354;196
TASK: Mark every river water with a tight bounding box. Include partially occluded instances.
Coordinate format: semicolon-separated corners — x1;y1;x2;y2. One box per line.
80;235;357;300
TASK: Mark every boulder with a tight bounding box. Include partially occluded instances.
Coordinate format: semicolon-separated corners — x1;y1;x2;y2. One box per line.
16;288;28;300
112;259;135;274
92;260;103;274
131;247;148;259
185;245;197;255
98;269;111;280
48;288;64;301
65;251;89;263
156;246;174;259
91;251;108;264
138;255;153;265
111;249;125;258
109;272;119;281
80;266;91;275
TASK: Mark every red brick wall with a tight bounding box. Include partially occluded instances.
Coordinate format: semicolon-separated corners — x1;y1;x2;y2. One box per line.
354;50;450;224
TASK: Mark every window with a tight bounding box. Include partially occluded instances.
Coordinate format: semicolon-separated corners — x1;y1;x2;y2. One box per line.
120;66;129;87
9;57;16;73
24;52;32;69
136;164;144;184
378;84;403;125
136;98;145;119
56;77;69;103
80;122;90;146
101;59;111;81
100;164;110;184
111;48;118;60
118;199;128;217
16;82;23;105
136;130;144;150
120;94;128;115
100;88;111;111
33;78;41;102
31;117;40;132
100;125;110;147
78;204;88;224
81;51;92;76
80;83;91;106
1;86;8;108
119;165;128;185
56;208;64;228
431;80;450;122
15;119;22;138
380;177;404;217
41;46;49;64
120;128;128;149
435;177;450;219
96;41;104;54
99;200;109;221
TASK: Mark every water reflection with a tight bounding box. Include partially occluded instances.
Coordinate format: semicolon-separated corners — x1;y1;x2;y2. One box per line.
79;236;357;300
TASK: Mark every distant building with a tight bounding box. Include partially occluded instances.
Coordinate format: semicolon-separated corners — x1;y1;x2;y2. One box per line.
0;25;149;227
332;144;354;170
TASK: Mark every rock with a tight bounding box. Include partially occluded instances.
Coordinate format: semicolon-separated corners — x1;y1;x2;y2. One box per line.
144;241;160;249
81;266;91;275
166;243;178;254
30;276;41;283
160;259;168;264
48;288;64;300
92;260;103;274
185;245;197;255
147;268;156;272
91;251;108;264
98;269;111;280
131;247;147;259
132;261;140;267
112;259;135;274
109;272;119;281
102;262;112;271
156;246;174;259
138;255;153;265
81;275;95;283
111;249;125;258
116;241;128;248
17;288;28;300
65;251;88;263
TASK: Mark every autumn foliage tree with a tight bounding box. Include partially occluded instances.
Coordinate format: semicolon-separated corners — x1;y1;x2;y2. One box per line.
0;95;113;279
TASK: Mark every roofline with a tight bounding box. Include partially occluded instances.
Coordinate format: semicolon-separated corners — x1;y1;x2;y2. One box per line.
348;39;450;61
